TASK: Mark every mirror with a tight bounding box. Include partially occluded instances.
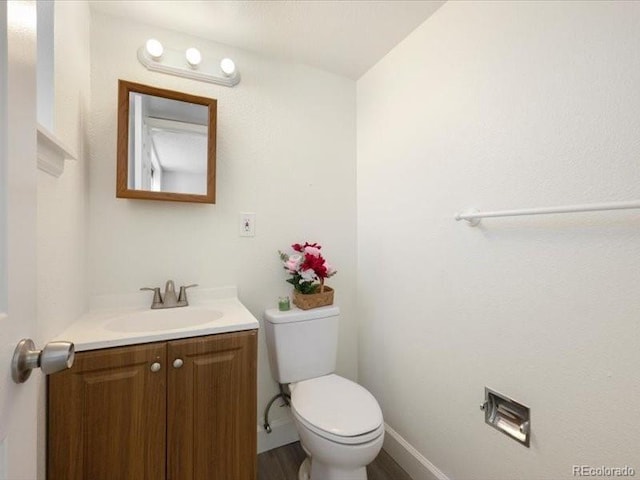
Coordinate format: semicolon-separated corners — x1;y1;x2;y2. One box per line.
117;80;217;203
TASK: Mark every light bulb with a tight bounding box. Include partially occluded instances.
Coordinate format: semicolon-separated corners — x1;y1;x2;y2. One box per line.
220;58;236;77
185;47;202;67
145;39;164;60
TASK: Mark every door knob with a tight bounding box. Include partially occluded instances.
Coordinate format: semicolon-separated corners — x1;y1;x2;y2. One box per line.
173;358;184;369
150;362;162;373
11;339;75;384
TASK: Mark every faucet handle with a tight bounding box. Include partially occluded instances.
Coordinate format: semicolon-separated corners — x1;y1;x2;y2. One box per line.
140;287;162;307
178;284;198;304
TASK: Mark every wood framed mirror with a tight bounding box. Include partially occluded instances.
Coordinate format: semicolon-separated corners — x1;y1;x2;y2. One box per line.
117;80;217;203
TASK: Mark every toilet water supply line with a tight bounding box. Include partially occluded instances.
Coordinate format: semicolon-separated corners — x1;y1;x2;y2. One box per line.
263;383;291;434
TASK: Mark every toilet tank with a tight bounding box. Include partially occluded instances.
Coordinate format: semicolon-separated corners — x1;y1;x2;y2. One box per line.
264;305;340;384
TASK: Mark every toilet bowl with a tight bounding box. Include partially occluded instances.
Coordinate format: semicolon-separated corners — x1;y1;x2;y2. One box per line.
290;374;384;480
295;421;384;480
264;306;384;479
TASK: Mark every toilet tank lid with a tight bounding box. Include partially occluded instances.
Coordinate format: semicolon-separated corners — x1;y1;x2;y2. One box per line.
264;305;340;324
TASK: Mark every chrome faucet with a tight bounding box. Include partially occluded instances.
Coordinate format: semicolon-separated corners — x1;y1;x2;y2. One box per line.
141;281;198;309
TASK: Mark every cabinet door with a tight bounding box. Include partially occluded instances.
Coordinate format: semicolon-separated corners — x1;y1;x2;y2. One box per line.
48;342;167;480
168;330;257;480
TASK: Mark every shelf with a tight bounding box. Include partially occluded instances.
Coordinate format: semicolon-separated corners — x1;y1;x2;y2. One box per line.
37;123;77;177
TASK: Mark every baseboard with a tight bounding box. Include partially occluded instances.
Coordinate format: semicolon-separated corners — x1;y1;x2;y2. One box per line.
383;423;450;480
257;417;299;454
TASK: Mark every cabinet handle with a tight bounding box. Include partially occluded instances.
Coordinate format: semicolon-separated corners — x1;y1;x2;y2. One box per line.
173;358;184;369
150;362;161;373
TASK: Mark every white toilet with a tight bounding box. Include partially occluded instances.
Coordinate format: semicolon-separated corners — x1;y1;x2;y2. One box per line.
264;305;384;480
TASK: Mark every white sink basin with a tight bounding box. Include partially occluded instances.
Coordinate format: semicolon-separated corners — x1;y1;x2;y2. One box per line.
56;287;260;352
104;307;224;333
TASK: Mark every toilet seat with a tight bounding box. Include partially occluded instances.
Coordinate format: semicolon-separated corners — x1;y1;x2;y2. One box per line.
293;409;385;445
290;374;384;445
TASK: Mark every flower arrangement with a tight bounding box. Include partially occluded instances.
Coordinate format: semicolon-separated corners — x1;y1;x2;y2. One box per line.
279;242;337;294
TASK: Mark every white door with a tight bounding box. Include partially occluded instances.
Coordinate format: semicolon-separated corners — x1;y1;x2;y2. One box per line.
0;1;39;478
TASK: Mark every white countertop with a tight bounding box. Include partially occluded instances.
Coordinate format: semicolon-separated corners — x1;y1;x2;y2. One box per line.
55;286;260;352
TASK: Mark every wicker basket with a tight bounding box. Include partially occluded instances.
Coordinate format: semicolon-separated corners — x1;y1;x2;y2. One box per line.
292;286;334;310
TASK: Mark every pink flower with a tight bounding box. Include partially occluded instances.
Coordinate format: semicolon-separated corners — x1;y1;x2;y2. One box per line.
303;246;322;257
285;254;302;273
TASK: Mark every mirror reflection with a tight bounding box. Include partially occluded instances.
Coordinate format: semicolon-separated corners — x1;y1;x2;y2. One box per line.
117;80;217;203
128;93;208;195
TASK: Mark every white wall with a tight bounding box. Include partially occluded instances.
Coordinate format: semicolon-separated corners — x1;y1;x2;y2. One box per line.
89;12;357;442
36;1;91;478
357;1;640;479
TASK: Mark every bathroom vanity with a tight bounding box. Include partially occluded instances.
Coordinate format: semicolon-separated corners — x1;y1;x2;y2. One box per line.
47;288;258;480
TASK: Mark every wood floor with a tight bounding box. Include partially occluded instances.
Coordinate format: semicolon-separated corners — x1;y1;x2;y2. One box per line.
258;441;413;480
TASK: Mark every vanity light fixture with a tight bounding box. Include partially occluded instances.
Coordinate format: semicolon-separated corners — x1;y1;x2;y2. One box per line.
138;38;240;87
145;38;164;59
220;58;236;77
185;47;202;67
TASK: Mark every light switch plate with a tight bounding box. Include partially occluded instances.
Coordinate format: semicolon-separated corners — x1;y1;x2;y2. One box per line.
239;212;256;237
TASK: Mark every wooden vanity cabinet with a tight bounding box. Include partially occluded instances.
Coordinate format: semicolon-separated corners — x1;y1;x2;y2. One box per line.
167;332;257;480
48;330;257;480
48;342;167;480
